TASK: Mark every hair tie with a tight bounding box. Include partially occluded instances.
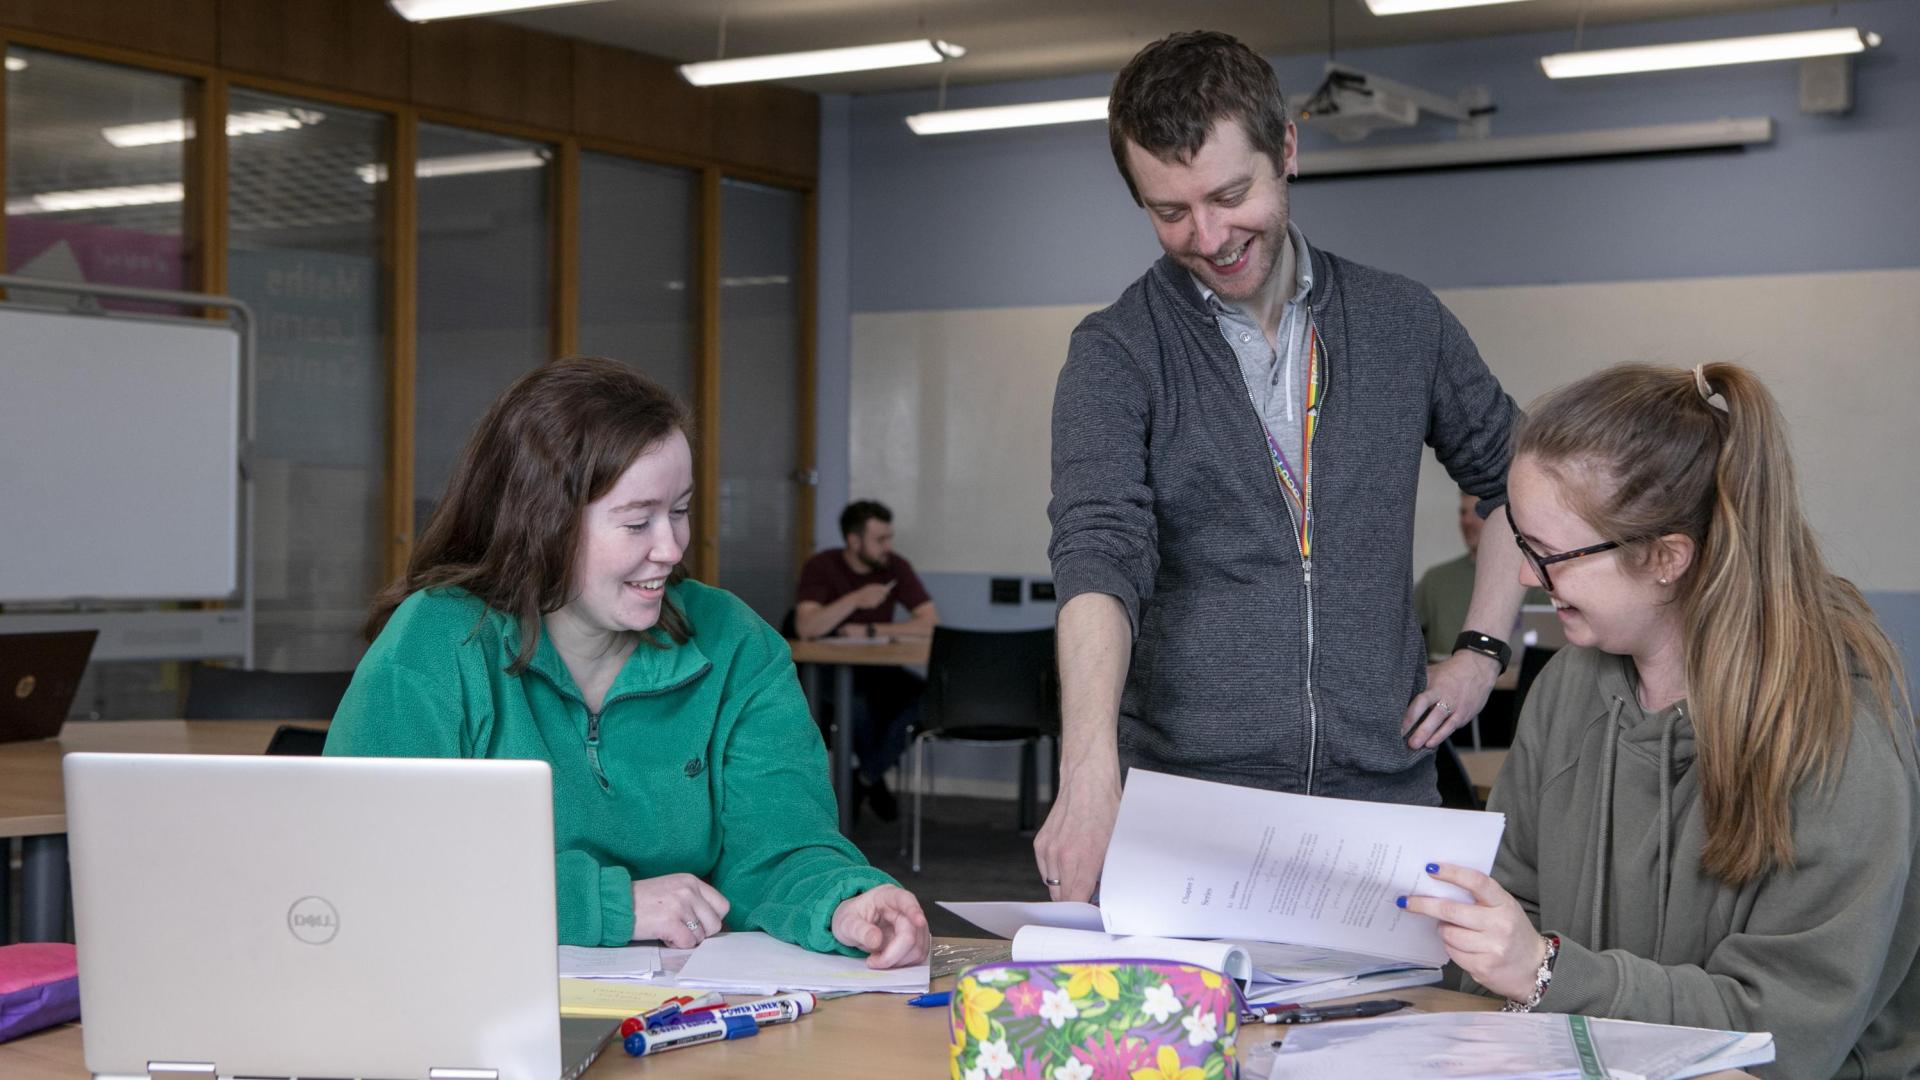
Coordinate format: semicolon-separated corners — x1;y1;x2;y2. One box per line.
1693;364;1729;414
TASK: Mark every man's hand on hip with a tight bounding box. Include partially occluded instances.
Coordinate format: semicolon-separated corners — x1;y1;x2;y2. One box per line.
1402;650;1500;750
1034;768;1122;902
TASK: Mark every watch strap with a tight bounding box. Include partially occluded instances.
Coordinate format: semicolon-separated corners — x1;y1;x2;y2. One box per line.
1453;630;1511;674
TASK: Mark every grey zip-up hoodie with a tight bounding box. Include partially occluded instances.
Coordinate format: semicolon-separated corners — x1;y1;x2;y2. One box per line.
1049;247;1518;803
1482;646;1920;1078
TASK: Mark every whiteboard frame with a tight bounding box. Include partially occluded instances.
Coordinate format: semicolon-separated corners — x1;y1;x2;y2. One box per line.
0;275;255;667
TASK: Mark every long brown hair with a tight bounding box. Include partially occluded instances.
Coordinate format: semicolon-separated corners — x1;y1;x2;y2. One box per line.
366;357;695;672
1517;362;1909;886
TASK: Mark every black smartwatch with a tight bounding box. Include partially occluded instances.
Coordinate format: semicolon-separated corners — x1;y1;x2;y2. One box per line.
1453;631;1511;674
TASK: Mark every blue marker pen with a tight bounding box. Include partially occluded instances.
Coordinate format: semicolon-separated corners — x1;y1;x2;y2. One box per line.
907;991;952;1008
622;1012;759;1056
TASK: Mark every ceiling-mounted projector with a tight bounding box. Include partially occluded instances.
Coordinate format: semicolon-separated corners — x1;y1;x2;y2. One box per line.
1297;63;1490;142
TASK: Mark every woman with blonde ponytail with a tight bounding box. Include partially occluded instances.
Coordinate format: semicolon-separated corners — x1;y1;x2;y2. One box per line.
1401;362;1920;1077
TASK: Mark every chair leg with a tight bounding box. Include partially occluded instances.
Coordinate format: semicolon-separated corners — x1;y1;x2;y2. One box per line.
911;735;927;875
1017;739;1038;833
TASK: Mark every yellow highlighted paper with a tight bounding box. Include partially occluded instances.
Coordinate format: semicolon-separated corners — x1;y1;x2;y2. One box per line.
558;978;687;1019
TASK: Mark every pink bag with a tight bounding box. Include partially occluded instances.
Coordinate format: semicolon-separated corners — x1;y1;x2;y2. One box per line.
0;942;80;1042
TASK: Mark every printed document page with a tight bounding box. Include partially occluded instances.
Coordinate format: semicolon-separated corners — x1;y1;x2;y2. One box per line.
1267;1012;1773;1079
557;944;661;980
1009;926;1253;986
1099;771;1506;966
674;931;930;994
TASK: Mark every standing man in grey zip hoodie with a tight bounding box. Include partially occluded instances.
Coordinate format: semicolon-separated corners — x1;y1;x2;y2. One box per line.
1038;30;1530;901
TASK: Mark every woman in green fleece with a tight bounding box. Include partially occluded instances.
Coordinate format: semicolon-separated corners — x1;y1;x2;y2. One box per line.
1403;362;1918;1077
325;358;929;966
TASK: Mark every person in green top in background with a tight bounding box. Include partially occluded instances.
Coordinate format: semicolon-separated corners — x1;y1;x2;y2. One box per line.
326;357;930;967
1414;490;1551;661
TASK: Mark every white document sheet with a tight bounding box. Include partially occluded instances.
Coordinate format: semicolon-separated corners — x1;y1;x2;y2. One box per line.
672;931;930;995
1009;926;1253;986
556;944;661;980
937;900;1106;939
1100;771;1506;967
1266;1012;1774;1080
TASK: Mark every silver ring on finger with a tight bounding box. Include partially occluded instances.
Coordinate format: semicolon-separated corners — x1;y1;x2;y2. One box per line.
1436;701;1452;713
1043;877;1062;887
684;919;702;932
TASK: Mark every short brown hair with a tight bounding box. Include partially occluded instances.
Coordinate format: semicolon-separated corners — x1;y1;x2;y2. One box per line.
367;357;695;671
1108;30;1292;206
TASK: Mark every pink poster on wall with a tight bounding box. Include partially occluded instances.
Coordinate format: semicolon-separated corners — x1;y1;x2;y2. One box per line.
6;217;187;310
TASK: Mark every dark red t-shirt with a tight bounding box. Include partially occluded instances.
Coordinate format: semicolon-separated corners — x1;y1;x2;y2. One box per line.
795;549;932;629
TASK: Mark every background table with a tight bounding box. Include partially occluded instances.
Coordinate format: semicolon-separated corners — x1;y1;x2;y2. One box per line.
787;637;930;834
1458;748;1508;804
0;720;318;942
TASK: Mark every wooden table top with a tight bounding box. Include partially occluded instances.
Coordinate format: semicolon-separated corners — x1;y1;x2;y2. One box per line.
787;636;931;668
0;963;1495;1079
0;720;321;838
1459;747;1508;803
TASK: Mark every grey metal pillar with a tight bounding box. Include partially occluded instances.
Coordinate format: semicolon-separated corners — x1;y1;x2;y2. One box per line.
20;835;69;942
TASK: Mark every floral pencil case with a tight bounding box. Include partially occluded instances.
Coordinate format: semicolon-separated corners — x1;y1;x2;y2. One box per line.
949;960;1241;1080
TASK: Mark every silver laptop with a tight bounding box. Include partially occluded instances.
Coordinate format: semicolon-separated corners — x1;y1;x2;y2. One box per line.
66;753;614;1080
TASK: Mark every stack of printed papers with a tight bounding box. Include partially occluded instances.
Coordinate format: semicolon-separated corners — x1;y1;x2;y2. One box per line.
672;931;930;995
940;769;1504;1005
1267;1012;1774;1079
557;944;661;980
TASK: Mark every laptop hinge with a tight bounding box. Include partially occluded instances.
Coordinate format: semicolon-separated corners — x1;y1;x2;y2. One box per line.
429;1070;500;1080
147;1063;216;1080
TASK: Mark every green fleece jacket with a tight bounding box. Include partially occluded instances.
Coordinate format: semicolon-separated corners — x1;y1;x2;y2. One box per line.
1481;646;1920;1078
324;581;895;951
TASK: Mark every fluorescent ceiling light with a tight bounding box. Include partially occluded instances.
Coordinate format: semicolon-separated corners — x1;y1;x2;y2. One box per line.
1365;0;1536;13
6;182;184;215
358;149;549;184
1541;27;1879;79
101;108;321;148
5;56;26;73
680;39;962;87
387;0;606;22
906;96;1108;135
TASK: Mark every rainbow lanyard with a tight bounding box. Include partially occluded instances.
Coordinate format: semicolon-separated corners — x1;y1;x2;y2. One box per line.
1259;320;1324;561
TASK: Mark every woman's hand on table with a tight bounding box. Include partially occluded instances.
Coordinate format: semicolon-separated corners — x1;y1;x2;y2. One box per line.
632;873;730;949
832;884;931;969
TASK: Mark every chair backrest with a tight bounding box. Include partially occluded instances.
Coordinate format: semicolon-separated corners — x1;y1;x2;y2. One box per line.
922;627;1058;739
184;663;355;721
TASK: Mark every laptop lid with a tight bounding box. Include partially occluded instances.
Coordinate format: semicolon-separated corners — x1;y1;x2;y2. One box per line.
0;629;97;743
66;753;565;1080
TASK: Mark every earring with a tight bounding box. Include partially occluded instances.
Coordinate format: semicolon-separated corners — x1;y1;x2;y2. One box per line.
1658;577;1669;585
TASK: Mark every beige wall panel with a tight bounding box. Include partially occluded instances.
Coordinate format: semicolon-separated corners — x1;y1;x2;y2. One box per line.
850;304;1093;576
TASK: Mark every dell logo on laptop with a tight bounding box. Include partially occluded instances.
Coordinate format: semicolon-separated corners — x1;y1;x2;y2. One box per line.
288;896;340;945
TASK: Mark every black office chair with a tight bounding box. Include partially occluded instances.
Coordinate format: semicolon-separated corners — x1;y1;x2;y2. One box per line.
905;627;1058;873
1433;741;1482;811
183;663;355;721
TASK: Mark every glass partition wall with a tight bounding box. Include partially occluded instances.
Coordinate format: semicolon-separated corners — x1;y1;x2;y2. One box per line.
1;42;812;715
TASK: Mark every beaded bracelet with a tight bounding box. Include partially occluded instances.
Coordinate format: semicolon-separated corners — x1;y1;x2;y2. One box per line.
1502;932;1561;1013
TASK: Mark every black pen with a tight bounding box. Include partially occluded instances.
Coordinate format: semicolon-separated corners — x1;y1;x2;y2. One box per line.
1258;998;1411;1025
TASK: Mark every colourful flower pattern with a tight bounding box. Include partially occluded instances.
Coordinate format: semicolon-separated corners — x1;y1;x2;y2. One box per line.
950;963;1239;1080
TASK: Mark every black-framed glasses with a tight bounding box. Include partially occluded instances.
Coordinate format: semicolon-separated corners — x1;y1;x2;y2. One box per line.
1506;505;1620;594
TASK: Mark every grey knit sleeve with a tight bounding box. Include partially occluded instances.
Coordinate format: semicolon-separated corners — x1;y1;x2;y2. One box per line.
1047;323;1160;635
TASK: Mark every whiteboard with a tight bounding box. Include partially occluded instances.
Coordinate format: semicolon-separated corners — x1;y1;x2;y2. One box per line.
0;305;241;602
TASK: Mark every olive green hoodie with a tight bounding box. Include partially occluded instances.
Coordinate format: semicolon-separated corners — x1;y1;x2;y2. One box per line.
325;581;895;951
1482;646;1920;1078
